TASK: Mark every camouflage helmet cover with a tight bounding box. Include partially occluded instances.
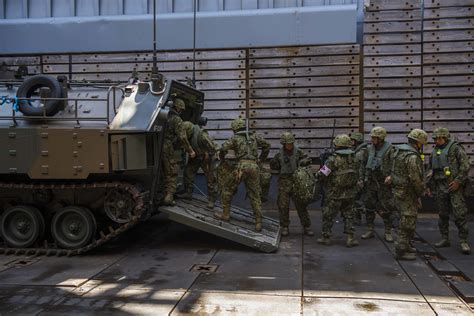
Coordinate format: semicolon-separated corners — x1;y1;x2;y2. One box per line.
231;117;246;131
432;127;450;139
280;132;295;144
173;98;186;111
370;126;387;139
408;128;428;145
350;132;364;143
333;134;352;148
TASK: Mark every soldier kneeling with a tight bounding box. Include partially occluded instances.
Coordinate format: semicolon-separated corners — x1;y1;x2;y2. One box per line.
270;132;314;237
317;134;359;247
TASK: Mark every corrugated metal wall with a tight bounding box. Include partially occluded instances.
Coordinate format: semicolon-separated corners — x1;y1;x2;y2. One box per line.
0;0;357;18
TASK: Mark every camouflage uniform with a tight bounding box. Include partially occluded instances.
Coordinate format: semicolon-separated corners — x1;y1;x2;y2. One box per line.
270;132;313;236
391;129;427;260
180;122;218;208
217;159;239;210
429;128;470;254
259;164;272;203
317;134;359;247
360;126;397;242
216;118;270;231
162;99;193;205
351;132;368;225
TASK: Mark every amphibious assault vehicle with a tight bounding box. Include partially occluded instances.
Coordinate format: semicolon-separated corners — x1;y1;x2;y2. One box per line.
0;73;207;255
0;71;280;256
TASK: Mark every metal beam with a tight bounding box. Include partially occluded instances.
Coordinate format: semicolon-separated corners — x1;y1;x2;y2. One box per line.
0;5;357;54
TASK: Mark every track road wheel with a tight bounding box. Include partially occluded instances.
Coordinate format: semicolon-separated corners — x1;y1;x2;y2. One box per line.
51;206;96;249
0;205;45;248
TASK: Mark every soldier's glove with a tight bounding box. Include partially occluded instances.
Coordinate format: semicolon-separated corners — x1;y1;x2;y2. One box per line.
299;157;311;167
448;180;460;192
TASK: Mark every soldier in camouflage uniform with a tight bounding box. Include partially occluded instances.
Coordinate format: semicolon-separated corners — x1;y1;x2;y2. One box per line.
316;134;359;247
389;129;427;260
179;121;218;208
270;132;314;237
351;132;368;225
429;128;471;255
215;118;270;232
360;126;397;242
162;98;194;206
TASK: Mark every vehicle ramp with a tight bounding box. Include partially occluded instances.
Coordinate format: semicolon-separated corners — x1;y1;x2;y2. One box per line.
158;195;281;253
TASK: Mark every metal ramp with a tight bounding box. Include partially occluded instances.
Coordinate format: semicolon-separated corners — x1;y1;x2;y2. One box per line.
158;195;281;253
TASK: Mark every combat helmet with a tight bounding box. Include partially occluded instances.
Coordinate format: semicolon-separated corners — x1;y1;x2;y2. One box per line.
173;98;186;112
280;132;295;145
231;117;246;131
408;128;428;145
370;126;387;140
432;127;450;140
350;132;364;143
333;134;352;148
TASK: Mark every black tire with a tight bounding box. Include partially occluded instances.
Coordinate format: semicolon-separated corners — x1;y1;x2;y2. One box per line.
0;205;45;248
51;206;96;249
16;75;63;116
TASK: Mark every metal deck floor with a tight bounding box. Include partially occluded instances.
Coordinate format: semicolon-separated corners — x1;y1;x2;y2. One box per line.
0;211;472;315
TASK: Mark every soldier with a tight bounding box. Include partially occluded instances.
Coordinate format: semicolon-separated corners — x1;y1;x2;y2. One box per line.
389;129;427;260
360;126;397;242
162;98;194;206
429;128;471;255
316;134;359;247
351;132;368;225
215;118;270;232
179;121;218;208
270;132;314;237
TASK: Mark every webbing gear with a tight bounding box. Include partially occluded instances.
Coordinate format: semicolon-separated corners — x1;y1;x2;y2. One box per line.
431;140;456;170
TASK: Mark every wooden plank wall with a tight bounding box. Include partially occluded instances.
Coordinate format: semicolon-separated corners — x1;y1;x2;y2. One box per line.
248;45;360;157
422;0;474;166
364;0;424;141
364;0;474;173
0;44;360;159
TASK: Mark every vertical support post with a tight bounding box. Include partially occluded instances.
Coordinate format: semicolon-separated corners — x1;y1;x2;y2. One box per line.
245;47;250;122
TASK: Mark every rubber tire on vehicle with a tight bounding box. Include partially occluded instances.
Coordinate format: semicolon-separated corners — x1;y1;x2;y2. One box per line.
51;206;96;250
0;205;45;248
16;75;63;116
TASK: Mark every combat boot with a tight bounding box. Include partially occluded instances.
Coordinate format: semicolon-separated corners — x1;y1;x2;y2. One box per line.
460;241;471;255
207;195;216;209
434;236;450;248
281;227;289;237
396;252;416;261
255;218;262;232
177;188;193;200
214;206;230;221
303;227;314;237
346;234;359;248
407;244;417;253
163;193;176;206
317;236;331;246
384;230;394;243
361;225;374;240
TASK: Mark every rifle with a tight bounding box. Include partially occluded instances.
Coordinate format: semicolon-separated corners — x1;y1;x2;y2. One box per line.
319;118;337;207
